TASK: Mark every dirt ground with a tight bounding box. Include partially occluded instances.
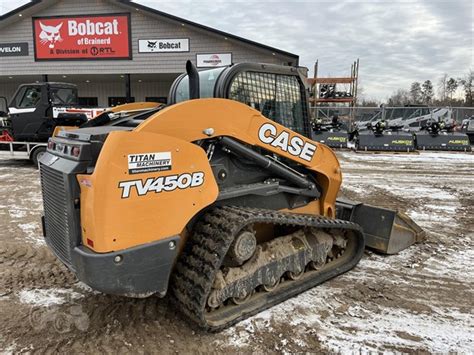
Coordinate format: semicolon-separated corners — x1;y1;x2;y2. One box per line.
0;151;472;353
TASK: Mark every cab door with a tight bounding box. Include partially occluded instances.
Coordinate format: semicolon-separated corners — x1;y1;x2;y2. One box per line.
9;85;49;141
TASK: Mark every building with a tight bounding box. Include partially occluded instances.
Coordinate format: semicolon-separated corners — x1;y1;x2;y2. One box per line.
0;0;298;107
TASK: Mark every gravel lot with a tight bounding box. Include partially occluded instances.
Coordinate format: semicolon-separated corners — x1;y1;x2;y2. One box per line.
0;151;473;353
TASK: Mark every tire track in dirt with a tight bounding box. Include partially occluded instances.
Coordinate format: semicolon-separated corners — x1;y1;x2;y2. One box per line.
1;152;473;353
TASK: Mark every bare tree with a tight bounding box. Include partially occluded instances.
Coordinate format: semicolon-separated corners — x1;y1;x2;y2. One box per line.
437;73;448;103
410;82;422;104
387;89;411;106
421;80;434;104
458;70;473;106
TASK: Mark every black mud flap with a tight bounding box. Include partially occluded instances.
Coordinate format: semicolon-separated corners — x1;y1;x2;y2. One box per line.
336;198;425;254
357;132;416;152
415;132;472;152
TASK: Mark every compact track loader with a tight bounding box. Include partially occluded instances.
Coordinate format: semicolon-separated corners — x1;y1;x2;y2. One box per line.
39;62;424;331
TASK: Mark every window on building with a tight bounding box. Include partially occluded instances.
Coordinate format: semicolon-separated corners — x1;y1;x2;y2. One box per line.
146;97;167;104
108;97;135;107
78;97;99;107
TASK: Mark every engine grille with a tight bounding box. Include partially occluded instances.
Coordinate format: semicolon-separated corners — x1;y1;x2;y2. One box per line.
40;163;73;266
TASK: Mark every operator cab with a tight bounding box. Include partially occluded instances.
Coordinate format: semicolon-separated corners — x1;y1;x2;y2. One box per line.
9;82;78;110
8;82;78;141
168;63;312;139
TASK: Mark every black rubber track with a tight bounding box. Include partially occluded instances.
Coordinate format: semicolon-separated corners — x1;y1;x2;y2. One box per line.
170;206;365;332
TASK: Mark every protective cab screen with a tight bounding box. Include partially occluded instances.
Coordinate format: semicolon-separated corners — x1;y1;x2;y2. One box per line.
228;71;309;137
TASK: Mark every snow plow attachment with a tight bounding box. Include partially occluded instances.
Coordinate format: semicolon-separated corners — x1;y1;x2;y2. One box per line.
415;132;471;152
357;131;416;152
312;130;348;148
336;198;425;254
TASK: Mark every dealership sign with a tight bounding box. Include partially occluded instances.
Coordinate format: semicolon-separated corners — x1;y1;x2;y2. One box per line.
196;53;232;67
138;39;189;53
0;42;29;57
32;14;131;61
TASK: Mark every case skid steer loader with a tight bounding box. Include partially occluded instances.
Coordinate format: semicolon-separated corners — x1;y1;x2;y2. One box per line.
39;62;424;331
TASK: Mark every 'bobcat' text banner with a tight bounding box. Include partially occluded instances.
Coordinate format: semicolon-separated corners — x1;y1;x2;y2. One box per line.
33;14;131;61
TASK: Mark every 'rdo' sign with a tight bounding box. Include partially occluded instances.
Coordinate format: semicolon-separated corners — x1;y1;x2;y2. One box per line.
33;14;131;61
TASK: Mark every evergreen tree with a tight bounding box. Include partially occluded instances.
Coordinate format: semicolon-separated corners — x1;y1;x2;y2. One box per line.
421;80;434;104
446;78;458;102
409;82;422;104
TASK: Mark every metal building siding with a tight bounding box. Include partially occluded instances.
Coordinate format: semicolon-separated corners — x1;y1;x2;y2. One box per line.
0;82;20;103
0;79;174;107
0;0;295;76
75;80;174;107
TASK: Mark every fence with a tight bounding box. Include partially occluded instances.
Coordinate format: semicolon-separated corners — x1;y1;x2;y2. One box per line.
310;106;474;125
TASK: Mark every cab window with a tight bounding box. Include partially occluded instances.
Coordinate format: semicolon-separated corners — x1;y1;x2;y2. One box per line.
175;67;226;102
228;71;308;136
16;87;41;108
50;87;78;105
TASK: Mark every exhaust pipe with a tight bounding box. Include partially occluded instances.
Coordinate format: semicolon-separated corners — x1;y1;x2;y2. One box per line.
186;60;200;100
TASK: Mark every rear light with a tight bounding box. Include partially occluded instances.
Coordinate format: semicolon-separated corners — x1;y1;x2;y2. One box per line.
72;146;81;157
47;140;55;150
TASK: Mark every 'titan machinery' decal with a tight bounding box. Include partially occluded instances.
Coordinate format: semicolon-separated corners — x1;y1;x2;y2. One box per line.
258;123;317;162
128;152;172;174
118;172;205;198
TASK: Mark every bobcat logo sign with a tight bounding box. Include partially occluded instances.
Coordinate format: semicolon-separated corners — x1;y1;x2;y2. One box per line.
147;41;158;50
33;14;131;61
39;22;63;49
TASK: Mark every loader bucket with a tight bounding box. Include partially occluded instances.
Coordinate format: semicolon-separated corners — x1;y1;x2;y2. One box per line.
336;198;425;254
312;131;349;149
415;132;472;152
357;131;416;152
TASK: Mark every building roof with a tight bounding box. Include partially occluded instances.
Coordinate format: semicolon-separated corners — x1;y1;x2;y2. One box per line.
0;0;42;21
0;0;299;61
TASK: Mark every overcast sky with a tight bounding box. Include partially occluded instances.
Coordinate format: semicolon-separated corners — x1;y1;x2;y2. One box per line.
1;0;472;100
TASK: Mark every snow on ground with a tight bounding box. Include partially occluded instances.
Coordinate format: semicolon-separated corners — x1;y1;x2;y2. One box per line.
0;162;44;247
17;288;84;307
219;151;474;352
223;239;474;353
1;152;473;353
224;285;473;353
339;151;472;229
17;222;45;247
338;151;474;164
